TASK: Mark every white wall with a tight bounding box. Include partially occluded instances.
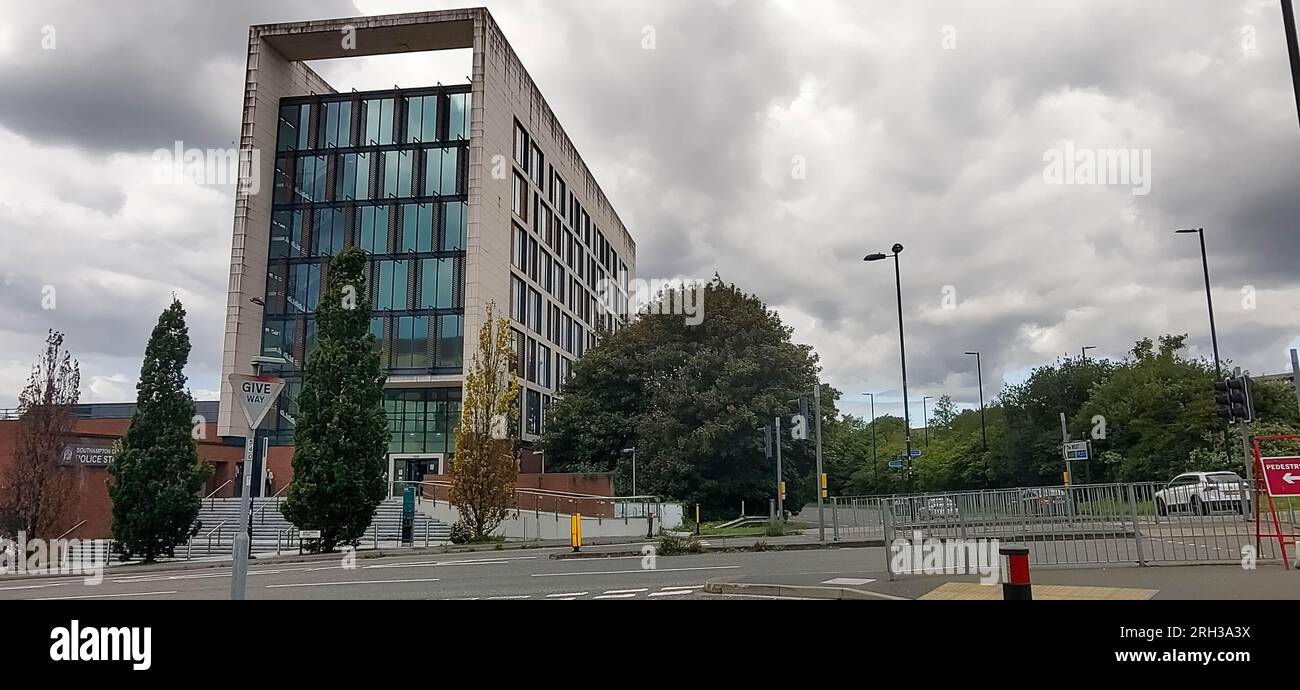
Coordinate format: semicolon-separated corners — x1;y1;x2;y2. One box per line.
419;499;682;541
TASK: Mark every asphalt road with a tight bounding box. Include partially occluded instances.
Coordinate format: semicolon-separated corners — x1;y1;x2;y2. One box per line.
0;543;892;601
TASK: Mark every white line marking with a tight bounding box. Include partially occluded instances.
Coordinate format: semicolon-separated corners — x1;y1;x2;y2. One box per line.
532;565;740;578
648;590;692;597
547;592;589;598
37;591;179;600
0;582;70;592
603;588;648;594
593;593;638;599
821;577;877;586
486;595;531;599
659;585;705;591
266;578;439;589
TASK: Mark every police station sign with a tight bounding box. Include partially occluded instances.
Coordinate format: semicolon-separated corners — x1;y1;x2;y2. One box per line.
58;441;117;467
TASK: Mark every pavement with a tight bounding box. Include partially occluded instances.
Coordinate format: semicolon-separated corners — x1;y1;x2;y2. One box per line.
704;557;1300;600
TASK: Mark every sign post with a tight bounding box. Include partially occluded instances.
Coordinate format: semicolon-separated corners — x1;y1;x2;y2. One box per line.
229;372;285;601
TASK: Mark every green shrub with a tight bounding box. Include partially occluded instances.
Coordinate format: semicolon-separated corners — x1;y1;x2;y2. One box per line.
764;521;787;537
752;540;769;552
449;520;473;545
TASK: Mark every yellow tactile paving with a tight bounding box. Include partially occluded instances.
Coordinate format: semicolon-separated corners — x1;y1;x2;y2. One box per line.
919;582;1158;600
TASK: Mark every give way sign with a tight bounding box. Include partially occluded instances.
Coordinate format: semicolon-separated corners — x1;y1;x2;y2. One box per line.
1259;456;1300;498
229;373;285;431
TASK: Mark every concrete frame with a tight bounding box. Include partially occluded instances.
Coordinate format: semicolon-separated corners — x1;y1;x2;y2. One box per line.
219;8;637;439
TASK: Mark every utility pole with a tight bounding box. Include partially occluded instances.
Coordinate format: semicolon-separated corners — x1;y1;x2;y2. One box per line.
1291;349;1300;418
1060;412;1072;486
774;416;784;519
1282;0;1300;134
813;384;825;543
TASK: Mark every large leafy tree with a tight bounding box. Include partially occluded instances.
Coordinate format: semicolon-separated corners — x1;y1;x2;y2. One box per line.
1;330;81;540
449;301;520;541
1076;335;1219;481
998;354;1113;486
109;300;212;562
281;247;388;550
543;278;828;518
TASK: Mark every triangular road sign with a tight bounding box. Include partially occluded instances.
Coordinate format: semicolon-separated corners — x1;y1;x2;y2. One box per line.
229;373;285;431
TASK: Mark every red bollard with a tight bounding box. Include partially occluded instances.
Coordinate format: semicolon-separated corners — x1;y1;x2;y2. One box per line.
999;544;1032;600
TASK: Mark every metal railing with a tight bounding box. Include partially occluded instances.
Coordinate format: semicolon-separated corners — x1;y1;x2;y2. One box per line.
204;480;232;509
832;481;1296;570
187;519;229;560
55;520;87;541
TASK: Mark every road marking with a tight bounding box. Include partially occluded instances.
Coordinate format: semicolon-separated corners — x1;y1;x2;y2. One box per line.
547;592;589;598
648;590;692;597
0;582;70;592
37;591;179;600
603;588;648;594
659;585;704;591
822;577;876;586
486;595;531;599
366;556;536;569
532;565;740;578
266;578;440;589
593;593;638;599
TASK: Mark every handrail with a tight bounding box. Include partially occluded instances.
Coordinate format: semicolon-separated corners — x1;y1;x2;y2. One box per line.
55;520;87;541
409;479;656;501
204;480;233;508
272;481;291;498
202;519;228;539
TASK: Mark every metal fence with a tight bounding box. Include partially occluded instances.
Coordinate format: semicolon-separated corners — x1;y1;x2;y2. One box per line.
831;482;1296;571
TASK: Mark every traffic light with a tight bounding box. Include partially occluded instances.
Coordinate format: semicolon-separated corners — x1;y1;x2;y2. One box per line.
1214;375;1254;423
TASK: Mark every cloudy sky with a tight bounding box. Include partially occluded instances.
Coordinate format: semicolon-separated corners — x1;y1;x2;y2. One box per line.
1;0;1298;424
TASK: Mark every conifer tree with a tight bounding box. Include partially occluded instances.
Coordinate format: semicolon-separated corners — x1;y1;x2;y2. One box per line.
109;300;211;561
281;247;388;550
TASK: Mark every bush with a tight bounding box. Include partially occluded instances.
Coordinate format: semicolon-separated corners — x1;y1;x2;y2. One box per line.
752;540;769;552
449;520;473;545
764;521;787;537
658;533;704;556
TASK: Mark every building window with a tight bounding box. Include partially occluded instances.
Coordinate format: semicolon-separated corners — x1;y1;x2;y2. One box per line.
514;121;529;165
512;172;528;221
364;97;395;145
525;389;541;436
448;93;471;141
441;201;466;251
425;147;459;197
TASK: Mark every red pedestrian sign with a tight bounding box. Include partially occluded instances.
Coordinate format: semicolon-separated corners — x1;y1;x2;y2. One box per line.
1259;456;1300;498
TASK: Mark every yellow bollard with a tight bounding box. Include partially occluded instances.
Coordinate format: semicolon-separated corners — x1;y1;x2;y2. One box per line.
821;473;828;499
570;513;582;552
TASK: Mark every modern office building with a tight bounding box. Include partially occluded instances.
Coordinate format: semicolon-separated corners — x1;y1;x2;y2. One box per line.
217;8;636;492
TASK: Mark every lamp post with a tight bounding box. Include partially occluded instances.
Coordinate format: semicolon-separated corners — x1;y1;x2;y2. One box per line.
922;395;933;447
1176;227;1230;460
621;447;636;496
861;392;877;488
964;351;988;451
1081;345;1097;362
866;244;913;491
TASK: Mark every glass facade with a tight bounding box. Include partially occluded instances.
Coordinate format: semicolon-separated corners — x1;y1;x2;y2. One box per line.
261;86;471;453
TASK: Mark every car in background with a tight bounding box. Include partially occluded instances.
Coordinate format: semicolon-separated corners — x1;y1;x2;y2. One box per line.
917;497;959;520
1154;471;1249;516
1020;487;1071;516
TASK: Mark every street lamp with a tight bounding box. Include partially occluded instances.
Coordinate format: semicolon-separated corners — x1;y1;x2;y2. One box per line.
964;351;988;451
866;244;913;491
1081;345;1097;362
621;447;636;496
922;395;933;447
861;392;877;487
1176;227;1230;460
